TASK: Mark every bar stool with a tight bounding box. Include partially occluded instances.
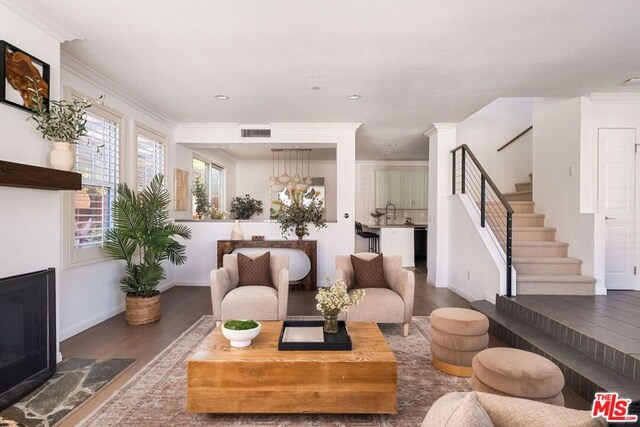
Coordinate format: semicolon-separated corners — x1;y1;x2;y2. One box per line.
355;221;379;253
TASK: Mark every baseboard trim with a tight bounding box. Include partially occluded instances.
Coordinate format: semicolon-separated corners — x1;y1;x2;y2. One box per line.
59;282;176;341
446;284;478;302
174;280;209;287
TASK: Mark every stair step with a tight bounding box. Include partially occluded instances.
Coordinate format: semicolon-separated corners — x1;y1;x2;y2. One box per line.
512;241;569;257
515;182;533;192
512;226;556;241
517;275;596;295
487;201;535;214
504;190;533;202
472;300;640;402
487;213;545;227
513;257;583;275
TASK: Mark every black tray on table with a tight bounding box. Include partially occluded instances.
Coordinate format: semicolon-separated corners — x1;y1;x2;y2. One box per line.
277;320;352;351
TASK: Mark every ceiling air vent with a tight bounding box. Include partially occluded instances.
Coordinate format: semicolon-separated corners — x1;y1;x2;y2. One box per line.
241;128;271;138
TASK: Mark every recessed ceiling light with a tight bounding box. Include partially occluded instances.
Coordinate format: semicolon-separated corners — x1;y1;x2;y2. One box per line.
623;78;640;85
214;94;229;100
346;94;361;100
219;146;228;149
293;146;303;149
311;86;320;91
387;144;398;147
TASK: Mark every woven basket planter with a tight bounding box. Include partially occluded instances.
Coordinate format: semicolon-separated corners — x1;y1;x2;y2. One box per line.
125;292;161;325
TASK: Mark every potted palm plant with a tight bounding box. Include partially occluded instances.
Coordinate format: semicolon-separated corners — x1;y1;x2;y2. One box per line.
104;174;192;325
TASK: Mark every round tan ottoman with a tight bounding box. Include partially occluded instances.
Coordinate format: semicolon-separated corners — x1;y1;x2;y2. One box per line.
472;347;565;406
430;308;489;377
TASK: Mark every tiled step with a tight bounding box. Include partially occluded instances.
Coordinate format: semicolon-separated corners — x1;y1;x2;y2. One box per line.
487;213;545;227
517;275;596;295
495;295;640;388
487;201;535;214
512;241;569;257
472;300;640;402
504;190;533;202
515;181;533;192
513;257;582;275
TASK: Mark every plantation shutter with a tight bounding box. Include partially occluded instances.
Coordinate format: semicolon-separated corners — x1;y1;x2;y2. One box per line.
136;126;166;191
73;109;120;250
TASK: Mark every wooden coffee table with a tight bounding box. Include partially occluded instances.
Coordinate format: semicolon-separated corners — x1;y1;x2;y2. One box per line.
187;321;397;414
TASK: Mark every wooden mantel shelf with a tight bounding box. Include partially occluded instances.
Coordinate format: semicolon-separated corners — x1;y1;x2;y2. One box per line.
0;160;82;191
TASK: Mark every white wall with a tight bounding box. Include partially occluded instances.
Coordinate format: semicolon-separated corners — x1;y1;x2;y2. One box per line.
57;65;178;340
532;98;601;291
456;97;533;193
0;4;63;357
235;160;338;221
448;196;505;303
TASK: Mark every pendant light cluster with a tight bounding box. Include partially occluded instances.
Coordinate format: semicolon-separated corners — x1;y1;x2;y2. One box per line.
270;149;313;193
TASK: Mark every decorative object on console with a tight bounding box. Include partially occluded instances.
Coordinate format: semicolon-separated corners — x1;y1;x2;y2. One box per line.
251;235;265;241
173;168;189;211
271;188;327;240
0;41;49;112
103;174;192;325
221;320;261;347
315;278;365;333
230;220;244;240
230;194;263;219
27;79;103;171
191;173;210;219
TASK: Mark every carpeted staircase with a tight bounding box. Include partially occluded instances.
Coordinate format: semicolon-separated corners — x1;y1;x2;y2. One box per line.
500;179;596;295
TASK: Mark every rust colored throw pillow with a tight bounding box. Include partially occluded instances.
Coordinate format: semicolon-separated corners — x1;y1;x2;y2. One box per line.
237;252;273;287
350;254;388;289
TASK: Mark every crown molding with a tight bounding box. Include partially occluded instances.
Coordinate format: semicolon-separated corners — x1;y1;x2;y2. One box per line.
61;52;177;127
271;123;363;132
0;0;83;42
589;93;640;104
424;123;457;137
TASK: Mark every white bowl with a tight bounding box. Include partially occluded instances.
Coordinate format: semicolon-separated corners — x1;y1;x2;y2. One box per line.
221;321;262;348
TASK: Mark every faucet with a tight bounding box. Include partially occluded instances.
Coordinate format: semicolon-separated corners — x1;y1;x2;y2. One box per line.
385;203;397;225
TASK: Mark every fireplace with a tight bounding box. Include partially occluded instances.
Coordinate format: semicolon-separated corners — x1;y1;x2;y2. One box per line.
0;269;56;410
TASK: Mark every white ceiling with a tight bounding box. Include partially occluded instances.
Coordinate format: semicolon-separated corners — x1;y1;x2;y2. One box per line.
30;0;640;159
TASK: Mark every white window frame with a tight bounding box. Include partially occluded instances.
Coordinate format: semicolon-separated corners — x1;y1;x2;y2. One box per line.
192;155;225;214
63;87;125;268
134;122;167;191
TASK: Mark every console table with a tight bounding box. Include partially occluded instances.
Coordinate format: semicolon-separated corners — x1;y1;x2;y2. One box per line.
217;240;317;291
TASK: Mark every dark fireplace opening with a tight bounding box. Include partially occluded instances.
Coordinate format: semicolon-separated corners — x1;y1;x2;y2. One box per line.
0;268;56;410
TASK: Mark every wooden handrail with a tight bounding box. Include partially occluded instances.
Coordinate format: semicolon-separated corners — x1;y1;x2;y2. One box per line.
450;144;514;214
496;126;532;152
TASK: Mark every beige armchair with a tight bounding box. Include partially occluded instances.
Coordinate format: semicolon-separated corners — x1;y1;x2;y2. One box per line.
335;253;415;336
210;253;289;322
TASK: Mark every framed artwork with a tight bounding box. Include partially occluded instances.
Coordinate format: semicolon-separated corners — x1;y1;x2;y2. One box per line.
174;168;189;211
0;40;50;112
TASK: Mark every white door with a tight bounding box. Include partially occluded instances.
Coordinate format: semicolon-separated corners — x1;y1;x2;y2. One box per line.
598;128;637;290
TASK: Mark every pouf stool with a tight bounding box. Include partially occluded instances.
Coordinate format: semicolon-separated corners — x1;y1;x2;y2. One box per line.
430;307;489;377
472;347;565;406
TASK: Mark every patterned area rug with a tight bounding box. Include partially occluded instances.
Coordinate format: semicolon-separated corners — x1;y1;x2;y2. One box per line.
80;316;471;426
0;358;134;427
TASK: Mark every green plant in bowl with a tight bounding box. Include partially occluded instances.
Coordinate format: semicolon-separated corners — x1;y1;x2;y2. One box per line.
223;320;259;330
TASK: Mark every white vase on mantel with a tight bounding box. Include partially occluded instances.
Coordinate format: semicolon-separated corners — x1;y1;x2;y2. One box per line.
49;142;75;171
231;220;244;241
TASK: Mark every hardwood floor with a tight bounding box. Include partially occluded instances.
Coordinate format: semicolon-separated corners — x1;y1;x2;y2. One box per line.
58;268;469;425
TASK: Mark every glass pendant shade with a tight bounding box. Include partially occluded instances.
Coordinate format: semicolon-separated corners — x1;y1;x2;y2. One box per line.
293;174;302;184
279;173;291;184
304;176;313;186
286;181;295;191
271;182;285;192
295;183;308;191
269;176;277;185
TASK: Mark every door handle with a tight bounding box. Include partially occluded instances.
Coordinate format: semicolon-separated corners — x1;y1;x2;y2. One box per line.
605;216;616;220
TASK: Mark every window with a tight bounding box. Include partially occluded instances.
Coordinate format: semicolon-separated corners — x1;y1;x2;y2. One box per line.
136;125;166;191
64;90;124;267
192;157;224;215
